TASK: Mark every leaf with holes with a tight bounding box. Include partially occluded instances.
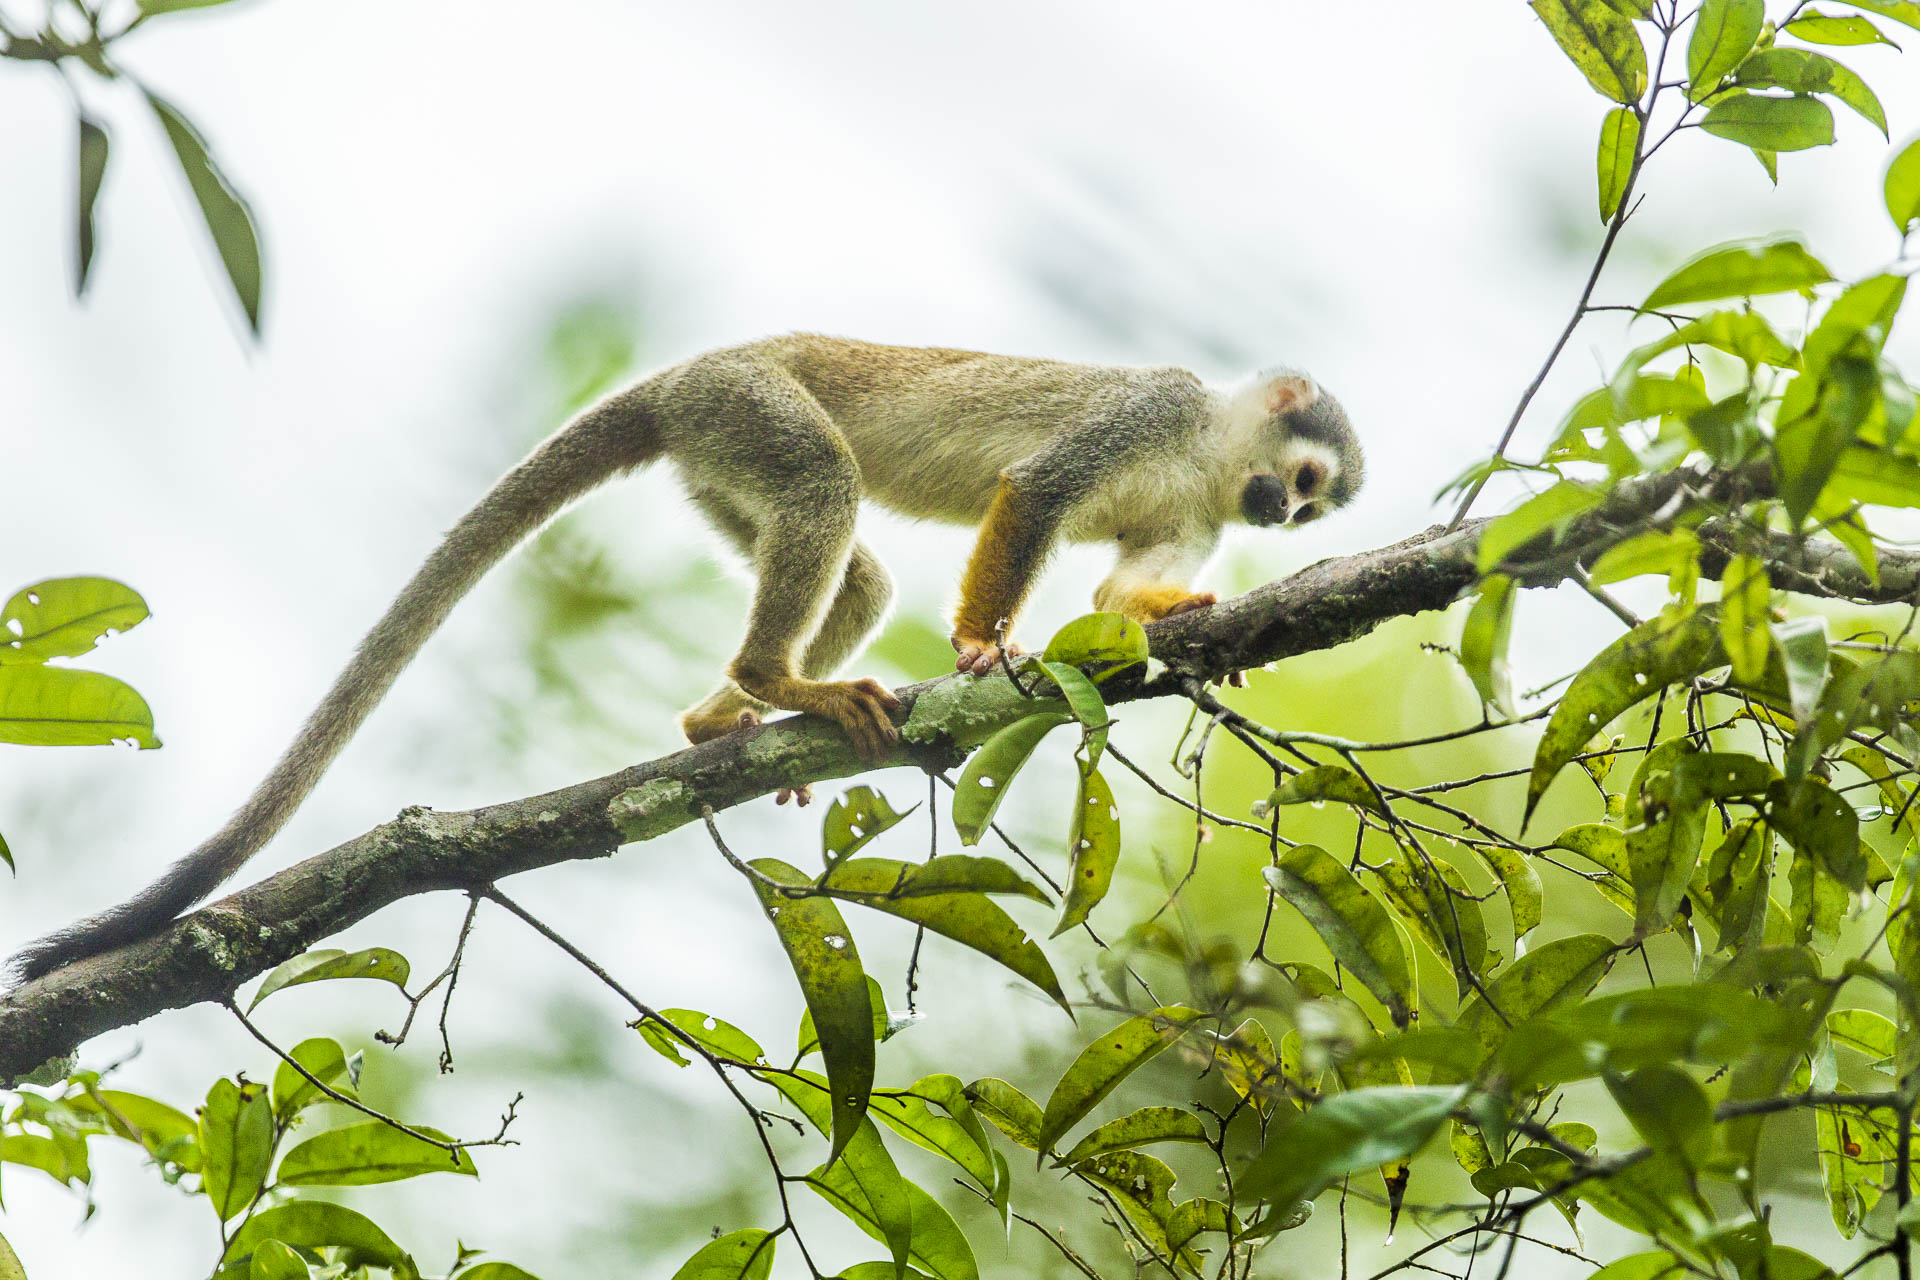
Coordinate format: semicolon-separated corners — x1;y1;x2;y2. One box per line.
950;712;1071;844
1264;845;1414;1026
0;665;158;747
638;1007;767;1068
816;857;1065;1010
248;947;411;1011
1055;765;1120;937
796;976;892;1061
1769;777;1865;891
1037;1007;1207;1154
751;857;873;1163
1057;1105;1209;1167
1042;612;1149;682
1473;844;1545;942
821;855;1050;905
1525;609;1723;824
822;785;915;866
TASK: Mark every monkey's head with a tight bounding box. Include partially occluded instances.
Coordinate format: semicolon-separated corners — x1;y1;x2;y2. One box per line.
1223;372;1364;529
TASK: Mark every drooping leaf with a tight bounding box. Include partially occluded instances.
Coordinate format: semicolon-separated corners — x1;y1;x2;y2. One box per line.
866;1084;996;1189
1036;1007;1207;1154
1263;846;1414;1026
1238;1085;1466;1207
796;976;893;1062
1596;106;1640;219
0;665;159;747
1031;660;1111;769
964;1078;1044;1151
270;1037;358;1118
1055;765;1120;936
73;119;110;297
70;1087;200;1171
1524;608;1723;823
248;947;411;1011
1641;238;1833;310
1529;0;1650;102
1803;274;1907;378
810;1120;913;1277
1719;555;1772;684
950;712;1071;844
1771;616;1832;722
200;1078;273;1221
822;786;915;865
1212;1018;1285;1121
808;1148;979;1280
1700;93;1836;151
816;856;1065;1010
1460;574;1517;716
1768;777;1865;891
638;1008;767;1068
223;1203;407;1271
1626;763;1708;940
1687;0;1766;98
750;857;873;1163
143;90;263;333
1072;1149;1196;1267
1374;852;1488;998
1888;134;1920;232
1472;844;1545;942
670;1228;776;1280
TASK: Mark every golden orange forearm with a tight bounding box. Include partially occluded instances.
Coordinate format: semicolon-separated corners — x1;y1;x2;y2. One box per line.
954;480;1041;644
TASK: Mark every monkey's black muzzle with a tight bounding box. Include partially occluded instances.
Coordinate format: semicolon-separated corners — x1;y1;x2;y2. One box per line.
1240;474;1289;527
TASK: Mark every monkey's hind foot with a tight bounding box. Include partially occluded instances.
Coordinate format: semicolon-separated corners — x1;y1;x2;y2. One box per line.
681;706;815;804
951;638;1024;678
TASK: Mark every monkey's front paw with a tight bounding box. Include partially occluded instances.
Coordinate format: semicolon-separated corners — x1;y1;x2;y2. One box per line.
952;637;1024;677
1162;592;1218;618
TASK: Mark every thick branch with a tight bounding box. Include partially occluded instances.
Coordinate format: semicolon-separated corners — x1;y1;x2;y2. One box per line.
3;466;1914;1079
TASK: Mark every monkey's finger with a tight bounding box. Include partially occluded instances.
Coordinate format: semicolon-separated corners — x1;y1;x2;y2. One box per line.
852;677;902;709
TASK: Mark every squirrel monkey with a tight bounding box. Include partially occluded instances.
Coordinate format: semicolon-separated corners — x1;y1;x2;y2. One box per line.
12;334;1360;979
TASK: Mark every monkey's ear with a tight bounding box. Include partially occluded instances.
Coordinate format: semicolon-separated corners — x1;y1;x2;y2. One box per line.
1264;375;1318;417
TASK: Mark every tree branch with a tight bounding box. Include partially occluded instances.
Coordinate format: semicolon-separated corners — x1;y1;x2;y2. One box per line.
4;464;1915;1079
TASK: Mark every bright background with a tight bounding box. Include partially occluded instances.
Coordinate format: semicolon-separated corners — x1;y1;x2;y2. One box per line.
2;2;1917;1275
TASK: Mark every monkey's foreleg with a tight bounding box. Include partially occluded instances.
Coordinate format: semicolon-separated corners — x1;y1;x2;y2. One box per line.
952;478;1056;676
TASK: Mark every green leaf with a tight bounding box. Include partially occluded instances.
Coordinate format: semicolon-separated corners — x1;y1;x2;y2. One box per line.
1263;764;1386;816
1703;818;1772;950
1457;934;1621;1056
1734;48;1886;135
671;1229;776;1280
1476;481;1604;573
817;856;1067;1010
750;858;873;1163
1627;763;1708;939
1641;237;1834;310
1828;1009;1897;1063
821;854;1050;904
74;119;110;296
1619;309;1798;370
71;1087;201;1170
1596;106;1640;219
1059;1106;1210;1166
808;1148;979;1280
1071;1149;1195;1266
1719;555;1772;684
1828;445;1920;508
1786;10;1901;46
1700;93;1836;151
1473;844;1545;942
1688;0;1765;98
223;1203;407;1271
140;0;248;12
814;1120;913;1277
248;947;411;1011
1818;1096;1880;1235
1374;853;1488;998
0;665;158;747
270;1037;358;1118
246;1239;311;1280
1772;616;1832;721
1031;660;1111;770
1524;609;1723;823
1042;612;1149;681
143;90;263;333
1264;845;1414;1026
200;1078;273;1221
1459;575;1517;715
1546;823;1636;915
1803;274;1907;378
949;712;1071;845
867;1084;995;1189
1530;0;1650;101
639;1008;767;1068
277;1121;474;1185
796;977;893;1061
1847;0;1920;32
1588;529;1701;585
1607;1064;1711;1167
822;785;914;865
964;1078;1044;1150
1055;765;1120;936
1888;134;1920;232
1769;777;1864;890
1238;1085;1465;1207
1037;1007;1207;1153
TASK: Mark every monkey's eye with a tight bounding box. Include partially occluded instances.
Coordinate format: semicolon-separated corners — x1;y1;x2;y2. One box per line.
1291;505;1320;525
1295;463;1323;497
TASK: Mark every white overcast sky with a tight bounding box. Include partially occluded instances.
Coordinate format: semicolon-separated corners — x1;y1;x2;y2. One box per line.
2;1;1918;1275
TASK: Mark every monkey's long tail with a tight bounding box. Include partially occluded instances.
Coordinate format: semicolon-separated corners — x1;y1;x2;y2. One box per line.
10;388;663;982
